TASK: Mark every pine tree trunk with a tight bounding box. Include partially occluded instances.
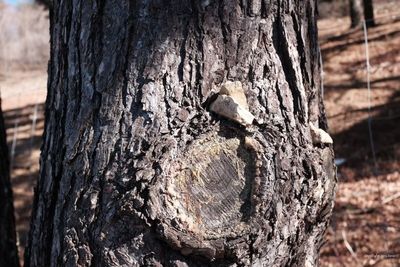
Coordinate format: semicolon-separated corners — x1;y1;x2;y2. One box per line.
0;98;19;267
363;0;375;27
25;1;337;266
349;0;363;28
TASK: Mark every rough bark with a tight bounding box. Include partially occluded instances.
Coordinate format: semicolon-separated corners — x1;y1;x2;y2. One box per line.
363;0;375;27
25;1;336;266
349;0;363;28
0;98;19;267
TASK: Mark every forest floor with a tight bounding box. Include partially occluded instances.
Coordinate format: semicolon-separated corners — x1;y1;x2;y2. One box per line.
0;1;399;266
0;69;46;263
318;5;400;267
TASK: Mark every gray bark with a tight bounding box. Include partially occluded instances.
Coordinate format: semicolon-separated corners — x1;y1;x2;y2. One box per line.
0;98;19;267
25;0;336;266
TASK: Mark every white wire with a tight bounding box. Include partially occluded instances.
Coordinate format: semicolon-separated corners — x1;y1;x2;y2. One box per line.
10;93;21;171
363;19;391;259
362;20;378;174
29;96;40;161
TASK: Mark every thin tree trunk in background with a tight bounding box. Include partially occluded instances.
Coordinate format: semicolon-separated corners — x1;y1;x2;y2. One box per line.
25;1;337;266
35;0;51;8
349;0;363;28
0;98;19;267
363;0;375;27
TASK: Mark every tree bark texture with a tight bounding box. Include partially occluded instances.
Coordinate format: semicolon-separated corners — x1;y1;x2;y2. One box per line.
0;98;19;267
26;1;336;266
349;0;363;28
363;0;375;27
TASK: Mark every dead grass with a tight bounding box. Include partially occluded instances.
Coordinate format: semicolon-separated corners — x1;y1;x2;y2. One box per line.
0;3;49;73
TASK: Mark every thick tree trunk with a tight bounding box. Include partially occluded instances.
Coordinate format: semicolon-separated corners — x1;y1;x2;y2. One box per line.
349;0;363;28
363;0;375;27
25;1;336;266
0;98;19;267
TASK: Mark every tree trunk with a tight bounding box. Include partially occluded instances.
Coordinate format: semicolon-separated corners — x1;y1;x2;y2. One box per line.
25;1;336;266
363;0;375;27
0;98;19;267
35;0;52;9
349;0;363;28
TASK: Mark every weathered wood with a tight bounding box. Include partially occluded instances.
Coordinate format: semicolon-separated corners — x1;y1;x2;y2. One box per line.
0;98;19;267
25;1;337;266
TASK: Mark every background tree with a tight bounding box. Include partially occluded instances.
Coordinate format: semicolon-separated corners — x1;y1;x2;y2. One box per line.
0;98;19;267
363;0;375;27
35;0;51;8
25;1;336;266
349;0;363;28
348;0;375;28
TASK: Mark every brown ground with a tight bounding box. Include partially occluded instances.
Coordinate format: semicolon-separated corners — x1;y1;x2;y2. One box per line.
0;1;399;266
318;2;400;266
0;69;46;264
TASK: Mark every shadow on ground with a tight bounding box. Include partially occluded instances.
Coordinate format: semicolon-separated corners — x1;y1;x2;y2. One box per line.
319;11;400;267
332;90;400;180
2;103;45;262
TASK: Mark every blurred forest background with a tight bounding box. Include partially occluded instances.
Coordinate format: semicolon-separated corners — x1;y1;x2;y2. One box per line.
0;0;399;266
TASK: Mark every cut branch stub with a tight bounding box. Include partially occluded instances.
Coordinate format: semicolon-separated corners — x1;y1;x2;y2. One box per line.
149;130;263;260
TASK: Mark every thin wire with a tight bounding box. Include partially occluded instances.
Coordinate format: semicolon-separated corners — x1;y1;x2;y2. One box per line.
362;20;378;175
10;119;19;171
363;19;392;267
10;93;21;171
29;96;40;163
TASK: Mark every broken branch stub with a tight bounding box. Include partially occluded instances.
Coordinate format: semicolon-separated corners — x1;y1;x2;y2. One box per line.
209;81;255;126
309;123;333;145
210;95;255;126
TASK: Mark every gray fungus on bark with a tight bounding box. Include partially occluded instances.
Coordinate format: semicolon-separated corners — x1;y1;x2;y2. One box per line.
25;1;337;267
